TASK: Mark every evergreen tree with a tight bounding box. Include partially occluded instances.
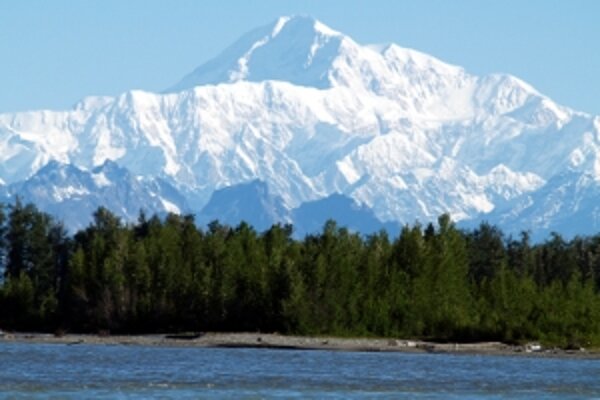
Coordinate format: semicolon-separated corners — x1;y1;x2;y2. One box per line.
466;222;506;283
423;214;473;339
0;199;600;346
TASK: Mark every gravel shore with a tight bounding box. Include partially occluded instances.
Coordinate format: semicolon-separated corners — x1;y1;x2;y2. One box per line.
0;331;597;359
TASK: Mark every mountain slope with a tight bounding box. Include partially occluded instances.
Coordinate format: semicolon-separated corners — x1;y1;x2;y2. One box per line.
0;160;189;231
480;170;600;240
0;16;599;237
197;179;290;232
292;193;399;237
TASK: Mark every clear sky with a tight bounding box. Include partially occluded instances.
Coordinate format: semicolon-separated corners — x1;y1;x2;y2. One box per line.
0;0;598;115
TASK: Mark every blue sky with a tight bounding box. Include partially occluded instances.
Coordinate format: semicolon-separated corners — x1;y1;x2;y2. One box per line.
0;0;598;114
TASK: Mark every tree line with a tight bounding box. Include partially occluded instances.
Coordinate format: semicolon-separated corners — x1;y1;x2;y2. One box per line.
1;199;600;347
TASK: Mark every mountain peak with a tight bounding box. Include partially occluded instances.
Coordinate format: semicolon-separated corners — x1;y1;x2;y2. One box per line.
166;14;473;97
271;15;341;38
167;15;349;91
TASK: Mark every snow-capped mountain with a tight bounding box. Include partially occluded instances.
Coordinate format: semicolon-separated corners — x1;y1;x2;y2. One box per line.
477;170;600;240
0;160;189;231
0;15;599;238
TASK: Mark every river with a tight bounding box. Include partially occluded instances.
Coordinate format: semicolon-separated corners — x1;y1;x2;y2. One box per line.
0;342;598;398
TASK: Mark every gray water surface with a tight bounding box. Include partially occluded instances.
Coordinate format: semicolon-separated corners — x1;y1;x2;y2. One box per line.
0;342;598;399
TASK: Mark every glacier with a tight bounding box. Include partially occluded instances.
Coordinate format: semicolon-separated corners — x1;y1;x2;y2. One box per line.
0;15;599;239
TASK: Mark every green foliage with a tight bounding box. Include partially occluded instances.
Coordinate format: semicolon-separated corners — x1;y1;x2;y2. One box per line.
0;202;600;347
1;199;68;330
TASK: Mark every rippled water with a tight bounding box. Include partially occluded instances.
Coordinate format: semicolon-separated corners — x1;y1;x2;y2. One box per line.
0;342;599;399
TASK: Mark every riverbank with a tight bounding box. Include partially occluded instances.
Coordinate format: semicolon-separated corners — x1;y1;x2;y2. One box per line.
0;331;597;359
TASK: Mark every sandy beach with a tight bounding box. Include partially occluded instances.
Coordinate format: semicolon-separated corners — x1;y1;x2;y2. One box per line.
0;331;597;359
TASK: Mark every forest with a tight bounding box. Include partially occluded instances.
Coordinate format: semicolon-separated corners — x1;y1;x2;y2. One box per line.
1;198;600;348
